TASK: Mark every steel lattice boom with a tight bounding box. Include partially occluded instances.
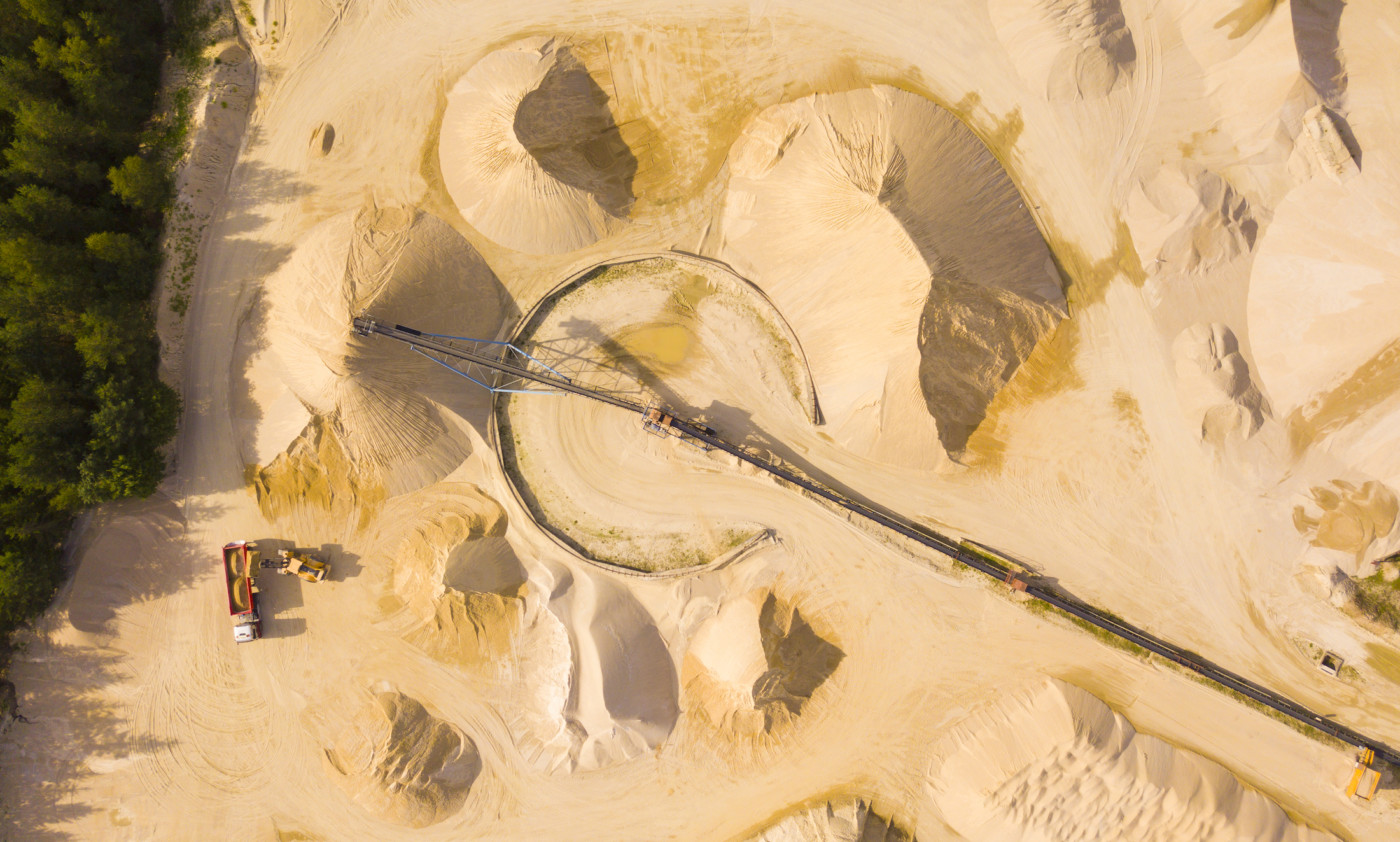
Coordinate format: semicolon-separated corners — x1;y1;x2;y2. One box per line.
354;313;1400;769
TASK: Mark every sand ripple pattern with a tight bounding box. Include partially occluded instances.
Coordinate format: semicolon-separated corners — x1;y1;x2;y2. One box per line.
928;679;1335;841
131;638;276;801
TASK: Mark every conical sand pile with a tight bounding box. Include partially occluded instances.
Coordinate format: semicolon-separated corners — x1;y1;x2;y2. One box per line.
683;591;844;738
717;86;1063;458
439;37;636;254
311;686;482;828
265;202;508;493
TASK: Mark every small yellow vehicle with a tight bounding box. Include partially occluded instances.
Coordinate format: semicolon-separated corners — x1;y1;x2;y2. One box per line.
260;549;330;583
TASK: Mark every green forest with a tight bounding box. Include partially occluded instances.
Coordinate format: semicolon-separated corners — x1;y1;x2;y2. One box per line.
0;0;191;632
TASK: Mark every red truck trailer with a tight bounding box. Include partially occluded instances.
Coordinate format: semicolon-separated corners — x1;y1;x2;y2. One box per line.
222;541;261;643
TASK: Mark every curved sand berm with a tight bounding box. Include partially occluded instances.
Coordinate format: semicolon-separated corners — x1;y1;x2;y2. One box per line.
716;85;1064;463
501;256;805;572
439;37;635;255
927;679;1335;841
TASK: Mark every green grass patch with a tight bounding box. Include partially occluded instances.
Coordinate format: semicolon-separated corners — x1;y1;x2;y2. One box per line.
1353;570;1400;631
1023;598;1152;659
1364;642;1400;687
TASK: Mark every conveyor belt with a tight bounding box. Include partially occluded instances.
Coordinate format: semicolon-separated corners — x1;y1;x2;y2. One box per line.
354;315;1400;767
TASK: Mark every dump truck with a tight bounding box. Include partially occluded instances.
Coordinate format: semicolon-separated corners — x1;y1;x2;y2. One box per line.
1347;748;1382;801
261;549;330;583
222;541;261;643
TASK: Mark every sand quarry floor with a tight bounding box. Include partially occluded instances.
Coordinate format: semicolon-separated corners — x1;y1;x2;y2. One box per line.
6;0;1400;839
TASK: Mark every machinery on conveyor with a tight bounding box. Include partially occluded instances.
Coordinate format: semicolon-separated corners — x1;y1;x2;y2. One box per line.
353;313;1400;773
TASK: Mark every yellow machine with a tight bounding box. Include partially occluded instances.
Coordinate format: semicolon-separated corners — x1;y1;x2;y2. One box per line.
262;548;330;583
1346;748;1381;801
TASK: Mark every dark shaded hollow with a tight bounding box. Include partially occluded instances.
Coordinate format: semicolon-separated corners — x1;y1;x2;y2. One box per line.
752;594;844;727
443;536;527;596
1088;0;1136;65
917;280;1060;453
872;94;1063;454
1291;0;1347;109
513;47;637;219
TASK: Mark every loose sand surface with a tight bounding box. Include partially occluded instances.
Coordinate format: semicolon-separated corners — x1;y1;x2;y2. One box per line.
4;0;1400;839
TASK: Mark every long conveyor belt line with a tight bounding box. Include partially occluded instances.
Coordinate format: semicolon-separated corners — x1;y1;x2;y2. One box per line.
353;315;1400;768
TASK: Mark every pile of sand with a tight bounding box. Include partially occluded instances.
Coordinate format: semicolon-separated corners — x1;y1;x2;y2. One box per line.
1171;323;1267;447
369;484;578;772
313;686;481;828
747;797;913;842
927;679;1335;841
375;486;506;618
1131;165;1259;277
1248;174;1400;455
1293;479;1398;566
989;0;1136;101
252;414;384;541
555;574;680;770
683;590;844;737
438;37;635;254
1293;105;1358;183
715;86;1063;460
265;200;507;495
370;483;528;668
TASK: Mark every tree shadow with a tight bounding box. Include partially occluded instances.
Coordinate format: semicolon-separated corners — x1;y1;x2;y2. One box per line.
171;158;303;498
228;284;271;468
513;46;636;220
0;643;172;840
64;494;220;637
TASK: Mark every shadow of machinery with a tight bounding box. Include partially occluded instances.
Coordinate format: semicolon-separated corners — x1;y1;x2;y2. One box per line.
244;540;356;640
